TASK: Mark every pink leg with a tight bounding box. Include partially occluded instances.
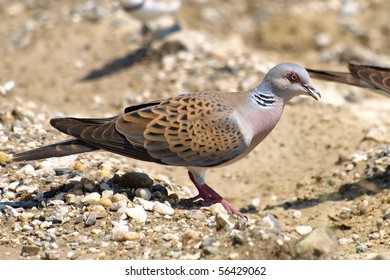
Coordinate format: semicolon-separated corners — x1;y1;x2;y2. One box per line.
183;171;244;217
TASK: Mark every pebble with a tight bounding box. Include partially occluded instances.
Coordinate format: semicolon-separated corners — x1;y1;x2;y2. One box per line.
295;225;313;235
119;172;154;189
295;227;339;259
126;205;148;223
135;188;152;200
112;193;128;202
98;197;113;208
209;203;228;216
153;201;174;215
0;151;11;163
66;251;78;260
356;244;368;253
111;227;140;242
19;212;35;222
21;245;40;257
215;213;234;232
20;164;35;175
230;229;246;245
185;209;206;221
136;197;154;211
81;192;101;205
339;238;354;245
163;233;180;241
42;250;61;260
260;214;281;235
292;210;302;219
85;215;97;226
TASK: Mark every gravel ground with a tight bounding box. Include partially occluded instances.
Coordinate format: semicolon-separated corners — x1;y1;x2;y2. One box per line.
1;0;390;260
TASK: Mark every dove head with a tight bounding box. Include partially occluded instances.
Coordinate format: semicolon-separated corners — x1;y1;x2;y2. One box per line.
262;63;321;102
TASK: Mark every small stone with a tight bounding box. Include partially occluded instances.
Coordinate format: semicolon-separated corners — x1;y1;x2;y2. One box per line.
21;245;40;257
215;213;234;231
135;188;152;200
209;203;228;216
20;164;35;175
163;233;180;241
260;214;281;235
185;209;206;221
136;197;154;211
90;205;108;218
126;205;148;223
292;210;302;219
0;152;11;163
99;182;112;191
19;212;35;222
339;238;354;245
98;197;112;208
202;246;220;256
112;193;128;202
230;229;245;245
42;250;61;260
153;201;174;215
182;229;200;243
73;161;85;171
229;252;239;259
356;244;368;253
102;190;114;198
85;215;97;226
295;225;313;235
151;184;168;196
81;192;101;205
119;172;154;189
295;227;339;260
383;208;390;220
66;251;78;260
111;227;140;241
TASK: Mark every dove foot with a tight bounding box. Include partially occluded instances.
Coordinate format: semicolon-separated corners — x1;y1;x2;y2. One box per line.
185;171;243;217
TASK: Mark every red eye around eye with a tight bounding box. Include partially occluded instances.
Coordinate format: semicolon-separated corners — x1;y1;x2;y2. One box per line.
290;73;298;81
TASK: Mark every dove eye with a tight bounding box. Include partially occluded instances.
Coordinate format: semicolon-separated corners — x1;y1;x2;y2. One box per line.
287;72;299;83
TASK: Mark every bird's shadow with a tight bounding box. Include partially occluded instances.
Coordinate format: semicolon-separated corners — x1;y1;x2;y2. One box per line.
79;45;150;82
79;23;181;82
264;167;390;211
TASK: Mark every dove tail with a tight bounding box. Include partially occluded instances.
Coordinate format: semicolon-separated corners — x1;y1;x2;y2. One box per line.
12;139;99;162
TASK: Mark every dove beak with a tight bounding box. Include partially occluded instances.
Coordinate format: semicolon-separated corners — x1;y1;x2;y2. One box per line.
302;83;321;101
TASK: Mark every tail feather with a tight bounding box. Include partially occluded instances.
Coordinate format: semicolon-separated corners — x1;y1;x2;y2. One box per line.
12;139;99;162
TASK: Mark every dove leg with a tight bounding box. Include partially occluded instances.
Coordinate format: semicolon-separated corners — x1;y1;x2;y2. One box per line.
185;170;243;217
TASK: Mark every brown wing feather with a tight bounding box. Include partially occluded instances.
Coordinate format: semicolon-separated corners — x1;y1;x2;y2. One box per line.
348;64;390;93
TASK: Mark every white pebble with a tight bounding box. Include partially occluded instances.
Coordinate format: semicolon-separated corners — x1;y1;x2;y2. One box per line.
295;225;313;235
153;201;174;215
209;203;228;216
136;197;154;211
339;238;354;245
292;210;302;219
126;205;148;223
20;164;35;175
135;188;152;200
81;192;101;205
163;233;180;241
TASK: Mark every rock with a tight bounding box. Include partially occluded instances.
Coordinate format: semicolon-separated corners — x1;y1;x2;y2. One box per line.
230;229;246;245
356;244;368;253
185;209;206;221
135;188;152;200
295;225;313;235
339;238;354;245
119;172;154;189
42;250;61;260
85;215;97;226
0;152;11;163
112;193;128;202
153;201;174;215
209;203;228;216
182;229;200;244
19;212;35;222
126;205;148;223
295;227;339;259
98;197;113;208
66;250;78;260
215;213;234;232
151;184;168;196
81;192;101;205
202;246;220;256
163;233;180;241
20;164;35;175
136;197;154;211
260;214;281;235
111;227;140;242
21;245;40;257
